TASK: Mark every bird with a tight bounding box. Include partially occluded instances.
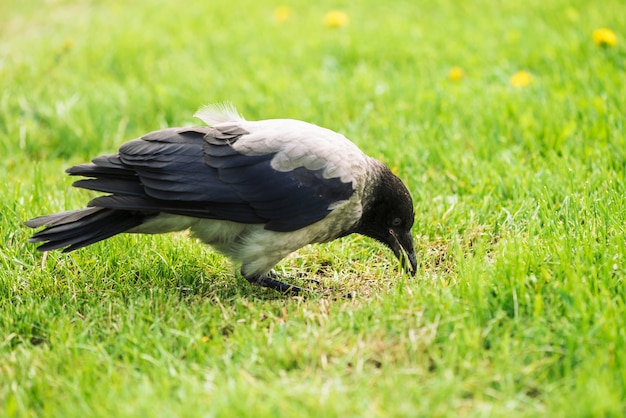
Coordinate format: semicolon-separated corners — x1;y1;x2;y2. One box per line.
25;104;417;294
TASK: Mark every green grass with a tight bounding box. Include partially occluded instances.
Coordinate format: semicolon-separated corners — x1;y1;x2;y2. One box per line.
1;0;625;416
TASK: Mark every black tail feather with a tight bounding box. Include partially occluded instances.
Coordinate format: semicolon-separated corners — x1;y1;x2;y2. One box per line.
25;207;146;252
24;207;102;228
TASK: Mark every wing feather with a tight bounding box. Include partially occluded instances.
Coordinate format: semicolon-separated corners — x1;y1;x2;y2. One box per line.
67;123;355;232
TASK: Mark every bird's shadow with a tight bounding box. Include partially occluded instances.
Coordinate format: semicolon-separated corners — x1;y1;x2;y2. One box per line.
173;270;346;302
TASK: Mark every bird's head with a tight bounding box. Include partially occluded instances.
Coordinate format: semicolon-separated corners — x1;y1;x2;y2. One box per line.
353;165;417;276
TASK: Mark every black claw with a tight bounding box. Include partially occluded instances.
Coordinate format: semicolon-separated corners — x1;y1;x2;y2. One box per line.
243;270;304;295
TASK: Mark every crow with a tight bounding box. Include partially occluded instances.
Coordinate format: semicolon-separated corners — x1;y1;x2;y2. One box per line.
25;104;417;294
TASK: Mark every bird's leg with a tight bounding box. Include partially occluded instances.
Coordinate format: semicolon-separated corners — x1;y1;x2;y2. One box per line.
242;269;304;295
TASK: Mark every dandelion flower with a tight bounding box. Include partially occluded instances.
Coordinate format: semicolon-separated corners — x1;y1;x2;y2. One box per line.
273;6;291;23
324;10;348;28
510;71;532;88
62;39;73;52
592;28;617;47
448;67;464;82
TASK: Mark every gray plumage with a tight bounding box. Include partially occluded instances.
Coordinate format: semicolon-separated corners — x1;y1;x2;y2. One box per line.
25;104;417;294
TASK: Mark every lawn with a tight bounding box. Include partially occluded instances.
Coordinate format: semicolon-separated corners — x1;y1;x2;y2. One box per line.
1;0;625;416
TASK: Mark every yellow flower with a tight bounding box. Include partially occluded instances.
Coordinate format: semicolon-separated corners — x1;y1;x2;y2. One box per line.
62;39;74;52
201;336;210;343
448;66;464;82
324;10;348;28
273;6;291;23
592;28;617;47
510;71;532;88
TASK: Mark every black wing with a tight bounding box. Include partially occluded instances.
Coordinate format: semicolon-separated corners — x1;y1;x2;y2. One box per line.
68;127;354;232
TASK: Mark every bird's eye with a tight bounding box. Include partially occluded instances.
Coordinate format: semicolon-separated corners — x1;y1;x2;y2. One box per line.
391;217;402;227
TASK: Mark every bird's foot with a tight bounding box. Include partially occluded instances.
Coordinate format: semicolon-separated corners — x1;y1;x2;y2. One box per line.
244;271;305;295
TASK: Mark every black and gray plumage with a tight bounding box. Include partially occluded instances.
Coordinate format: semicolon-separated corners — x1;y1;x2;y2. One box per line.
25;104;417;294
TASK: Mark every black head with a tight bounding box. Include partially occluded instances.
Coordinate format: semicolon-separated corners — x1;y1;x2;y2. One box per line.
353;166;417;275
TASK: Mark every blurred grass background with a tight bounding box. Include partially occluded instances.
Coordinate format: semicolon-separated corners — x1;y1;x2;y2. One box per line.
1;0;625;416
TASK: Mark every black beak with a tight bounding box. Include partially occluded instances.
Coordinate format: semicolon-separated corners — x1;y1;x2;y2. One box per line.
389;229;417;276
